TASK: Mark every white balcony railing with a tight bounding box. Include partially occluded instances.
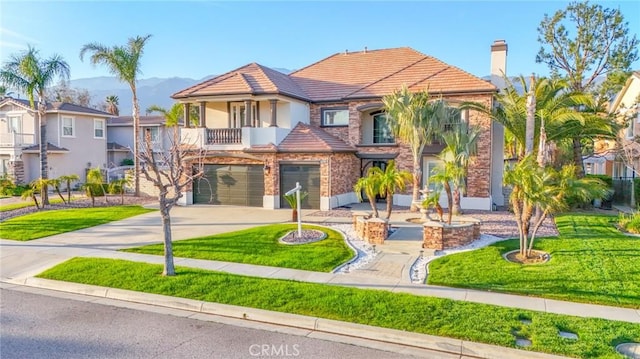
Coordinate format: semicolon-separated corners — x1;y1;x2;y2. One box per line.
0;133;36;147
180;127;291;149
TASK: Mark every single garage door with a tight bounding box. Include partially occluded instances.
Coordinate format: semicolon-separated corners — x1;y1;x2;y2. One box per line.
194;164;264;206
280;164;320;209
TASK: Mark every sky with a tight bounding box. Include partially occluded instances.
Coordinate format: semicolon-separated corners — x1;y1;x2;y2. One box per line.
0;1;639;82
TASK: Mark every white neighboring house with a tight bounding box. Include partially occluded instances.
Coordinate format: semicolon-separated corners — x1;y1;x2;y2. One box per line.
0;97;112;185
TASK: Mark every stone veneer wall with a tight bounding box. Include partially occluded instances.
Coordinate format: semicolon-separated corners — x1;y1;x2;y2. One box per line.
351;213;387;245
422;220;481;250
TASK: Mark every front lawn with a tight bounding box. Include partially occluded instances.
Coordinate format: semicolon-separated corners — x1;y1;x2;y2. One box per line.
0;206;155;240
0;198;66;212
123;224;354;272
38;257;640;359
428;213;640;308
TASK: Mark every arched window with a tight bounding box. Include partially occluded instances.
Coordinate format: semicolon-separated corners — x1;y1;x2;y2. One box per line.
373;113;394;144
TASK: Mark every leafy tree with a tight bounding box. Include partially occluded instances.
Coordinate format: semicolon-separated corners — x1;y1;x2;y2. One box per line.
138;103;205;276
383;85;446;211
439;122;480;215
105;95;119;116
58;174;80;203
537;1;638;176
0;46;70;205
81;34;152;197
46;80;92;107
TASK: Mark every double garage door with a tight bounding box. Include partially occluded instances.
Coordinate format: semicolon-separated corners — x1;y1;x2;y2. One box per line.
194;164;264;206
280;164;320;209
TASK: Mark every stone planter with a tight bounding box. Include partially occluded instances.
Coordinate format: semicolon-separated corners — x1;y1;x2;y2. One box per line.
422;219;481;250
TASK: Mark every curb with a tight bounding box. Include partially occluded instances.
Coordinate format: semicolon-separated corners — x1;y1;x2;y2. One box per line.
7;277;568;359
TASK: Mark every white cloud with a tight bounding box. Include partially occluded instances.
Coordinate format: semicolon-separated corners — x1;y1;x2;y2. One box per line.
0;27;40;44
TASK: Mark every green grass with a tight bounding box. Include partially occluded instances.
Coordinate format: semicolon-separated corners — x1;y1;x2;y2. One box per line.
123;224;354;272
38;257;640;359
428;213;640;308
0;206;155;240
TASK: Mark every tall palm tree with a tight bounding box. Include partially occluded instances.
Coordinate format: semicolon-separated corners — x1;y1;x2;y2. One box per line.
0;84;15;98
80;34;152;197
439;122;480;215
0;46;70;205
383;85;446;211
105;95;119;116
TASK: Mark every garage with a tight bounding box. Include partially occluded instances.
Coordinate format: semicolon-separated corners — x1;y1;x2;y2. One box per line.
280;164;320;209
194;164;264;206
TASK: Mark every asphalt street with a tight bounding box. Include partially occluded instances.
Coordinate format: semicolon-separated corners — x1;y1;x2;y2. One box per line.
0;287;427;359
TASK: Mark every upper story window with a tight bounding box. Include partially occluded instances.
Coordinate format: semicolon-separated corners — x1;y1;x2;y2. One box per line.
144;127;159;143
373;113;394;144
7;115;21;133
62;116;75;137
94;119;105;139
321;107;349;126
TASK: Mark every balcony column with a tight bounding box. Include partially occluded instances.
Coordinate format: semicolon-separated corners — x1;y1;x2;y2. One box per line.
199;102;207;128
184;103;191;128
269;99;278;127
244;100;252;127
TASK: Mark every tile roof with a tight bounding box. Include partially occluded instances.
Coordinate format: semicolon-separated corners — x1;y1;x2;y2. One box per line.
277;122;355;153
172;63;308;100
172;47;496;103
22;142;69;152
0;97;112;116
290;47;496;101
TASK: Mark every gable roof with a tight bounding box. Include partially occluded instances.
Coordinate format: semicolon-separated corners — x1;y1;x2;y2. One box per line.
609;71;640;113
22;142;69;153
290;47;496;102
277;122;355;153
0;97;112;116
172;63;308;100
172;47;496;104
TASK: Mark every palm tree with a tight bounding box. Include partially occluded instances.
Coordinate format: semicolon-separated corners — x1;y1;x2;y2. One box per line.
58;174;80;203
0;84;14;98
109;175;132;205
48;178;67;204
81;34;152;197
374;160;412;219
354;172;380;218
21;187;40;209
0;46;70;205
105;95;119;116
429;162;458;225
84;167;107;206
439;122;480;215
383;85;446;211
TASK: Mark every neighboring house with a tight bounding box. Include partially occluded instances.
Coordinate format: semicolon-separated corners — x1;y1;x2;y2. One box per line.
0;97;112;185
586;71;640;178
171;42;508;210
106;115;180;167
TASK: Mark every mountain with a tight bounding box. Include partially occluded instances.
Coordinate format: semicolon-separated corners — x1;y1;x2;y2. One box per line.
69;68;293;115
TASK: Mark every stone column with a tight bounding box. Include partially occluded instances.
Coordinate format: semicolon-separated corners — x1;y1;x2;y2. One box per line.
199;102;207;128
184;103;191;128
269;99;278;127
244;100;252;127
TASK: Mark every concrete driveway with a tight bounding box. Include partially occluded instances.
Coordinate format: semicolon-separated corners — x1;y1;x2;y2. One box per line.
0;205;292;282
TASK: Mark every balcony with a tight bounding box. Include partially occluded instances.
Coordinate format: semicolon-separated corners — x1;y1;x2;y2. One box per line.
181;127;291;150
0;133;36;147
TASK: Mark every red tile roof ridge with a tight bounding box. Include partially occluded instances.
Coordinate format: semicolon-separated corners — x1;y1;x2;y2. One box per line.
238;72;255;92
172;63;258;98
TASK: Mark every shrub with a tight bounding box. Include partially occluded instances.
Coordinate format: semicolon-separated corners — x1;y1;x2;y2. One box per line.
618;212;640;234
120;158;134;166
0;176;16;196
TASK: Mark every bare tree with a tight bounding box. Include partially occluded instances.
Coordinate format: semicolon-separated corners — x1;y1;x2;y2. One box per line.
138;104;204;276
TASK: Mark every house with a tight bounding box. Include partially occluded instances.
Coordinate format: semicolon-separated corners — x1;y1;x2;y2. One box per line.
585;71;640;178
106;115;181;167
170;42;508;210
0;97;112;185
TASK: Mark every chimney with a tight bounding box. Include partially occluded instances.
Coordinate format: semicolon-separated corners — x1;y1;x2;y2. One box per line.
490;39;507;90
